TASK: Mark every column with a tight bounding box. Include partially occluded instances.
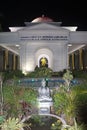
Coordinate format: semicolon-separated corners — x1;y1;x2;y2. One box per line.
13;54;16;70
68;54;71;69
4;49;8;70
68;54;72;70
72;53;75;70
16;55;20;70
74;51;79;70
79;48;83;70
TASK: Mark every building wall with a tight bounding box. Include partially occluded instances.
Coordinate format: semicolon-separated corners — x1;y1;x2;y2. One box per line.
20;40;68;73
1;24;87;73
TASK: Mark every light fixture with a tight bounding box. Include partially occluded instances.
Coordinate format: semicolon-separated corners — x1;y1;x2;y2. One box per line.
16;44;20;47
68;44;72;47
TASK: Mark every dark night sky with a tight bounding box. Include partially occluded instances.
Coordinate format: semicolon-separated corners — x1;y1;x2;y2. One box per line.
0;0;87;31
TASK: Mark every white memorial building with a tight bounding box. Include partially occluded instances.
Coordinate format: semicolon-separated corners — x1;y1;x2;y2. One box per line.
0;16;87;73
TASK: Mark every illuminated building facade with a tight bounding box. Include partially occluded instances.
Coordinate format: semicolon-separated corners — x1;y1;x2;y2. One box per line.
0;16;87;73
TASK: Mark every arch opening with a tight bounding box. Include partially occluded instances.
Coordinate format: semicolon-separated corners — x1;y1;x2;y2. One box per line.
35;48;53;69
39;57;48;68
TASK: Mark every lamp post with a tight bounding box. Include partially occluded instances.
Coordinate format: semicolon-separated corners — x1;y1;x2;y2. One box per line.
0;75;3;115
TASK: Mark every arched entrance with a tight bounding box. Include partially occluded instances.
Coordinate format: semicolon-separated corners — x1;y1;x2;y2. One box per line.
35;48;53;69
40;57;48;67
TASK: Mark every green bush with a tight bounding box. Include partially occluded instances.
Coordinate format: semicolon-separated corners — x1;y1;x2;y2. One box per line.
73;84;87;124
27;67;53;78
72;70;87;80
2;70;24;82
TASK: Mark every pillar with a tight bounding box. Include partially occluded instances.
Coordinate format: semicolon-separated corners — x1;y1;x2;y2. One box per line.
4;49;8;70
68;55;70;69
17;55;20;70
13;54;16;70
79;48;83;70
72;53;75;70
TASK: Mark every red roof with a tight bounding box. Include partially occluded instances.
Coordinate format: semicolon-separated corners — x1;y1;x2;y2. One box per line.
31;15;53;23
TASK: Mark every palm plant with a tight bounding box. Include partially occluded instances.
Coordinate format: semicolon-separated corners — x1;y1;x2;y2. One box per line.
73;84;87;124
53;89;76;125
62;119;85;130
63;69;73;92
53;70;76;125
0;117;25;130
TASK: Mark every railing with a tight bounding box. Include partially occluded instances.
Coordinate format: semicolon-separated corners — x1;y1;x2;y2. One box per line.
4;77;80;88
16;78;65;88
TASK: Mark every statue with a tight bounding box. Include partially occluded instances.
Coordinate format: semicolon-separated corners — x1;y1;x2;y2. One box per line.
37;78;53;114
38;79;50;98
41;57;47;66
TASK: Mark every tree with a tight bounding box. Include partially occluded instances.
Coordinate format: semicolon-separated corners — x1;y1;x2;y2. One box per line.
63;70;73;92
